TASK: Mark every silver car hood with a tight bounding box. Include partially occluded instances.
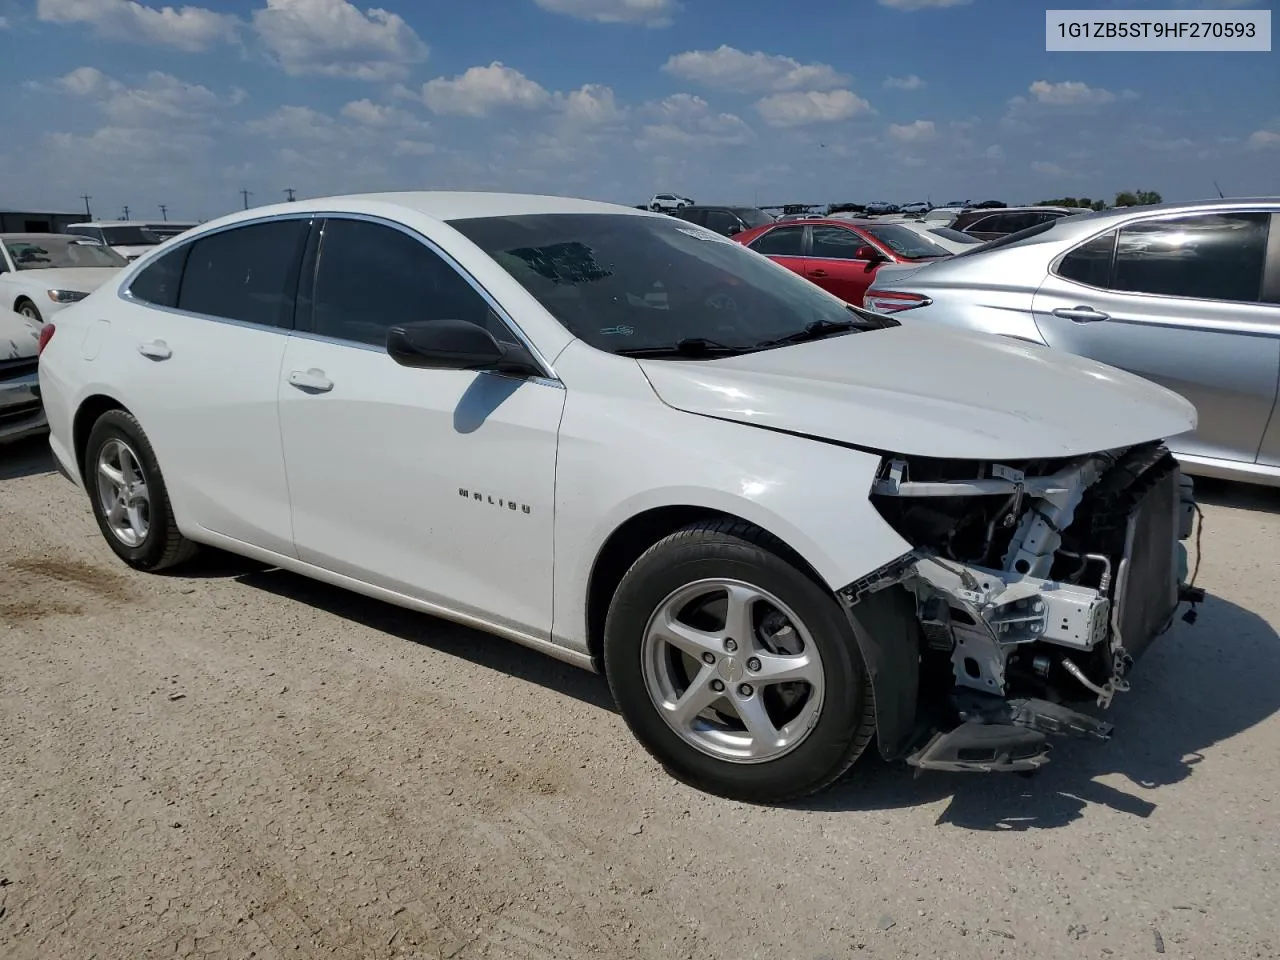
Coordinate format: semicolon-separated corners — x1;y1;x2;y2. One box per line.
638;324;1197;461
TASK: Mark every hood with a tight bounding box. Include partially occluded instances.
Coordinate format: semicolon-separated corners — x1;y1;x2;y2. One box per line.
112;245;156;260
6;267;119;293
638;323;1196;461
1;308;39;360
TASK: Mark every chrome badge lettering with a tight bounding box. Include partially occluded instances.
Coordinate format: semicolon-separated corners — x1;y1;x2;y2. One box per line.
459;488;532;515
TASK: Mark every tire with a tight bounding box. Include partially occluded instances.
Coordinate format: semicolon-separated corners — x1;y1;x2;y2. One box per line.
16;299;42;323
604;519;876;803
84;409;197;572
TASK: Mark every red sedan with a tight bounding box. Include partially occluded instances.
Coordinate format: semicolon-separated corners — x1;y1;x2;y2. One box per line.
732;218;952;305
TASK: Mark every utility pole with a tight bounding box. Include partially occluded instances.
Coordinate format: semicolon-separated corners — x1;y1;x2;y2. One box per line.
80;194;93;219
240;188;253;210
283;188;296;202
122;205;131;220
158;204;168;221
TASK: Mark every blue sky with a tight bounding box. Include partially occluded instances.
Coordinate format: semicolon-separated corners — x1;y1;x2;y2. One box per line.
0;0;1276;221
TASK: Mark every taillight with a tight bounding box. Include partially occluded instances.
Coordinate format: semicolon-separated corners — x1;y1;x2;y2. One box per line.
37;323;56;356
862;291;932;314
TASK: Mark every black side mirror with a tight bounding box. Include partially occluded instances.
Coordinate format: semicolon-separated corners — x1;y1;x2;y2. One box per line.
386;318;540;376
726;222;742;235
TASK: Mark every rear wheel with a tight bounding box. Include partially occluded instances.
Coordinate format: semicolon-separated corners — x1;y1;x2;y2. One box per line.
84;409;197;571
604;519;875;803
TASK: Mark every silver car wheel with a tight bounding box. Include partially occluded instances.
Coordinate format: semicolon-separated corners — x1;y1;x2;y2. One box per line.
18;303;39;320
641;578;826;764
96;438;151;547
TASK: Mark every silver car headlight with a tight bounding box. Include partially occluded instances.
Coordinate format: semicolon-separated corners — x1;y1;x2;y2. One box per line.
47;289;89;303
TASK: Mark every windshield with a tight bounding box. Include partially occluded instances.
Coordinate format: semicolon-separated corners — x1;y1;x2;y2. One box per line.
101;226;163;246
3;236;128;270
861;223;952;259
449;213;884;355
929;227;984;245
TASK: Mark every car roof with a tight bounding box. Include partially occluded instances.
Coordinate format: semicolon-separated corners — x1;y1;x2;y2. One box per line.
184;191;653;235
0;232;79;241
67;220;197;228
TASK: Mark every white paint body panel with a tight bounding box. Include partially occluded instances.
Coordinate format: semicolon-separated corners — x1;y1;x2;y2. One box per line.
37;191;1198;666
1;267;119;317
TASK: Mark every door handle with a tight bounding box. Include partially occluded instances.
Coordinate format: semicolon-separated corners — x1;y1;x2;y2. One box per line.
138;339;172;360
287;368;334;393
1051;306;1110;323
808;269;829;278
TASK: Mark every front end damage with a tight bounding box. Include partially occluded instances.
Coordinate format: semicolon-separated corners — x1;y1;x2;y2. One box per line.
841;442;1202;773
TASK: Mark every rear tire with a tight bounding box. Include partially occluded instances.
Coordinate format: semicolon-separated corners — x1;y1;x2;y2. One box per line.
84;409;197;572
604;519;876;803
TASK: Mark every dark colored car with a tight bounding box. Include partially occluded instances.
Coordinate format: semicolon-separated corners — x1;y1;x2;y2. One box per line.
673;205;775;237
952;206;1075;241
733;217;951;305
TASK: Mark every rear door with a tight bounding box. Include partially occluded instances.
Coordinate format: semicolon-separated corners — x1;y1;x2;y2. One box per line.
805;225;885;305
744;224;807;278
1031;209;1280;466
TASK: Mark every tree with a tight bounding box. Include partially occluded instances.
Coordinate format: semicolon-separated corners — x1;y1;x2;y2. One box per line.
1115;189;1162;207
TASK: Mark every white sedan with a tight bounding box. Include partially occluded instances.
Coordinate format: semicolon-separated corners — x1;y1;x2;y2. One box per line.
1;233;129;323
38;192;1201;801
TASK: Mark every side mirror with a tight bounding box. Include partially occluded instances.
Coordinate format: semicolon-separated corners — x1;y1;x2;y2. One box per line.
855;244;885;262
386;318;540;376
726;223;742;235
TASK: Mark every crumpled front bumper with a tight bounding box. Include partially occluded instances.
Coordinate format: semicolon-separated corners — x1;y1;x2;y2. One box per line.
0;364;46;444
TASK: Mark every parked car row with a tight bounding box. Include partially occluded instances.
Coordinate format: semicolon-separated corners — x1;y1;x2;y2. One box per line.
35;191;1204;801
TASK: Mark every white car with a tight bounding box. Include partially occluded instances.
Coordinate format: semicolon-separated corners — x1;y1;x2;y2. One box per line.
889;221;987;254
1;233;129;323
65;220;199;261
649;193;693;213
38;192;1201;801
2;307;46;442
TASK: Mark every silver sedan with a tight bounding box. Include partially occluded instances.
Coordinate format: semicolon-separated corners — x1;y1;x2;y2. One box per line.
864;197;1280;487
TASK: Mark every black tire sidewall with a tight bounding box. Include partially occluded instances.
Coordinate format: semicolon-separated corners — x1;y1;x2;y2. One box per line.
604;532;869;801
84;411;176;570
17;300;42;323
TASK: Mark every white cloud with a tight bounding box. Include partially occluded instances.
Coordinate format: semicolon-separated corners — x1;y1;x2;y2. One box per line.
36;0;240;51
52;67;229;129
755;89;872;127
0;16;9;28
422;62;551;117
557;84;627;125
57;66;122;97
1027;80;1117;107
883;74;925;91
888;119;935;142
533;0;675;26
252;0;428;81
662;45;848;93
635;93;754;150
984;144;1005;161
1031;160;1072;177
340;98;428;132
877;0;970;8
1248;129;1280;149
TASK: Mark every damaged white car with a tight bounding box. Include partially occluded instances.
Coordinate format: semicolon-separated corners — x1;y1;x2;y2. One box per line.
38;193;1202;802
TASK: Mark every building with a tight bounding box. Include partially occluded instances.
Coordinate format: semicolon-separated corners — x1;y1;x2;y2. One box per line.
0;209;84;233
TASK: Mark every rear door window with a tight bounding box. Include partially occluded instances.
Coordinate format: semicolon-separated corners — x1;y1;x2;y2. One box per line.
1111;212;1269;303
127;245;190;308
177;219;309;326
810;226;868;259
748;225;805;257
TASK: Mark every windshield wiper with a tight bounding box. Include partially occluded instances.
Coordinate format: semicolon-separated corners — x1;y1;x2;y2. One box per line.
614;337;754;359
753;318;868;349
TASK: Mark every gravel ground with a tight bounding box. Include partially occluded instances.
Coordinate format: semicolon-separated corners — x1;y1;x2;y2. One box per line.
1;433;1278;960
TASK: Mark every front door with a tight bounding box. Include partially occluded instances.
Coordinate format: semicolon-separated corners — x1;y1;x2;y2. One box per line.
805;225;883;305
1032;210;1280;466
277;216;564;639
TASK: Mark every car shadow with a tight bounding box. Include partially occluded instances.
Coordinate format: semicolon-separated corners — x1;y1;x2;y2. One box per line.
1193;476;1280;514
0;434;55;480
798;591;1278;829
226;563;616;712
185;557;1277;828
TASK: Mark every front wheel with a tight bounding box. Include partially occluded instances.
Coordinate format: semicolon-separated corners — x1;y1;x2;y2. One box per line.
16;299;42;323
84;409;197;571
604;519;875;803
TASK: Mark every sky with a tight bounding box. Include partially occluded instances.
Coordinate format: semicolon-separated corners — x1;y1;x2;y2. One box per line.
0;0;1276;222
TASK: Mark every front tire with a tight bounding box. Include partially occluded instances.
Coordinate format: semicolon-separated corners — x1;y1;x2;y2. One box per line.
604;519;875;803
16;299;42;323
84;409;197;571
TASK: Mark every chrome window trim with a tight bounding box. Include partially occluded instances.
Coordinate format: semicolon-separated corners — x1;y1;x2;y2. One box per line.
117;209;560;382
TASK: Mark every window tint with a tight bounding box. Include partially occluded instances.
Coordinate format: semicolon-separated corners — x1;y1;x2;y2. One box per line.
128;245;190;308
811;226;868;259
862;224;952;259
1111;213;1269;303
177;220;308;326
1056;231;1116;288
310;218;499;348
704;210;740;235
749;225;805;257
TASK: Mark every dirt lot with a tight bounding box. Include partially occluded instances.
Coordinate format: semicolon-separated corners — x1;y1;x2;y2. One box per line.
1;434;1278;960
